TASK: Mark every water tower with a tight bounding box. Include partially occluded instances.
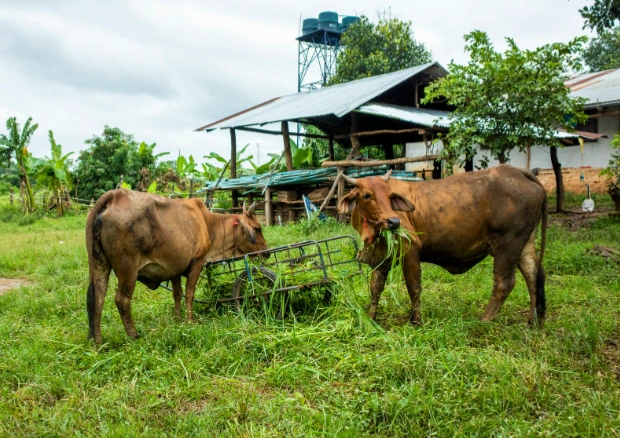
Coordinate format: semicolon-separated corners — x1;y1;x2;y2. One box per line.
297;12;360;92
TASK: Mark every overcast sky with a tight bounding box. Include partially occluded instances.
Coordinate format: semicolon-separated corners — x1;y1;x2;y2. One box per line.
0;0;594;166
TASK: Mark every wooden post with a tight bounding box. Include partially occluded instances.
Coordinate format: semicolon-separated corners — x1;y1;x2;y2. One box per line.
9;186;13;205
349;112;361;159
414;78;419;108
328;134;335;161
337;166;345;222
287;190;296;222
189;178;194;199
265;188;273;226
281;121;294;171
230;129;238;208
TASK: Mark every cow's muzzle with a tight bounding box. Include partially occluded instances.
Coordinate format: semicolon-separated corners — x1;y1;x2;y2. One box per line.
387;217;400;230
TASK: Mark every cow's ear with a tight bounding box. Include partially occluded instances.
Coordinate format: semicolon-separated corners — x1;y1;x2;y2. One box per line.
338;190;357;214
241;222;256;245
390;193;415;212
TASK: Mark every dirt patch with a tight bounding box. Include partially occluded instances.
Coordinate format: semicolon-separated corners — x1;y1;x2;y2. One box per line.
549;210;607;230
537;168;609;195
0;278;31;295
602;332;620;380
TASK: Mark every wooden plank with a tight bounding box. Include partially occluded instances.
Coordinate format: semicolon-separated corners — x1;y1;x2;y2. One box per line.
589;109;620;119
237;126;330;139
281;121;294;171
334;128;427;140
322;155;439;168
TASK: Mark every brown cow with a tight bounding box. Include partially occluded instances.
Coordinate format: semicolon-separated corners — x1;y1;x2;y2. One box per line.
86;189;267;344
338;164;548;325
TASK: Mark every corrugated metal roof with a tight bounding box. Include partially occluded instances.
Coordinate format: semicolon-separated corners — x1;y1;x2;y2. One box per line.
566;68;620;108
197;62;448;131
355;103;450;128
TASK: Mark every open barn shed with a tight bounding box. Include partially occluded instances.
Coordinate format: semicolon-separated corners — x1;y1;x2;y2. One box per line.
196;62;451;225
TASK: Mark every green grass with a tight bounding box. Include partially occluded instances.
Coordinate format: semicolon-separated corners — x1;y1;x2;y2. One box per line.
0;203;619;436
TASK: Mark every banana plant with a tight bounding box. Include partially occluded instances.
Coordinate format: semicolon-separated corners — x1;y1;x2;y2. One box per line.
203;143;255;179
0;117;38;212
36;131;74;216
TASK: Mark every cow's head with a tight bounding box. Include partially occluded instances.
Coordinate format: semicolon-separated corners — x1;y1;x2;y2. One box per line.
231;201;269;256
337;170;414;243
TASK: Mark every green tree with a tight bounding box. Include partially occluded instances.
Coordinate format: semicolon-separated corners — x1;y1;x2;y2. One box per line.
424;31;587;211
580;0;620;33
36;130;74;215
329;16;432;85
0;117;38;212
581;27;620;71
74;126;167;200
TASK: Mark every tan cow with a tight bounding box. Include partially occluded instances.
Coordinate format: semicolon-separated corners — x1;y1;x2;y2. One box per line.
86;189;267;344
338;164;548;325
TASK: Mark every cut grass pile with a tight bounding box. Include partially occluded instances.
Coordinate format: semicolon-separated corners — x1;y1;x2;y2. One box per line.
0;202;619;436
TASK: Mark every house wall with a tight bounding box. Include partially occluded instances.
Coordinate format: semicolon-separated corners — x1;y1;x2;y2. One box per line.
405;109;619;173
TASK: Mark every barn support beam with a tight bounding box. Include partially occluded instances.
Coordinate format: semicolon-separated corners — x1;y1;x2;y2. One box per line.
348;112;361;159
265;187;273;226
337;165;345;223
328;134;335;161
281;121;294;171
230;129;238;208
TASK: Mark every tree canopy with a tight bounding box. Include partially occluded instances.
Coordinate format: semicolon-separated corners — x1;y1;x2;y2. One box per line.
74;126;168;200
580;0;620;33
423;31;588;168
329;16;432;85
581;26;620;72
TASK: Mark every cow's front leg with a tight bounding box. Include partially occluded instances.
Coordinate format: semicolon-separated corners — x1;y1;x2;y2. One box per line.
184;262;204;322
402;251;422;325
368;269;388;320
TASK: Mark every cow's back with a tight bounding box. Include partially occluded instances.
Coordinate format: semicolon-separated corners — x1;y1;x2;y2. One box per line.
95;190;210;286
390;165;546;264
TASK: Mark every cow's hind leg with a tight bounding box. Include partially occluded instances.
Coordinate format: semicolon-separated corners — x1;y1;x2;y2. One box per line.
518;230;545;325
114;268;139;339
171;277;183;320
481;255;518;322
87;263;111;345
368;269;388;320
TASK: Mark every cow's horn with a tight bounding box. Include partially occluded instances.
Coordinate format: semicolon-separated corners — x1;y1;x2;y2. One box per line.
242;201;247;215
247;201;257;217
381;169;392;182
341;174;359;187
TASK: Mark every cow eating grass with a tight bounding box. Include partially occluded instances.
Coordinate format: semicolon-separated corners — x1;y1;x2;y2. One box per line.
86;189;268;344
338;164;548;326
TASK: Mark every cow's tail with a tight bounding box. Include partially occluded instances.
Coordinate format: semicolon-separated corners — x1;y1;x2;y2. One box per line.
86;191;115;341
536;191;547;320
521;169;547;320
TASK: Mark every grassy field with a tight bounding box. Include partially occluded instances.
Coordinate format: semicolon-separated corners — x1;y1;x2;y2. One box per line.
0;195;619;436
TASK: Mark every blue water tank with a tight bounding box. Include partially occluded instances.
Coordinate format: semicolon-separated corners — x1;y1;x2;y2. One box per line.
341;15;360;31
302;18;319;35
318;11;339;30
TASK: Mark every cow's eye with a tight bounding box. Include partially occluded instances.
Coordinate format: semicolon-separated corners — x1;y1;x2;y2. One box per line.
363;194;371;200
